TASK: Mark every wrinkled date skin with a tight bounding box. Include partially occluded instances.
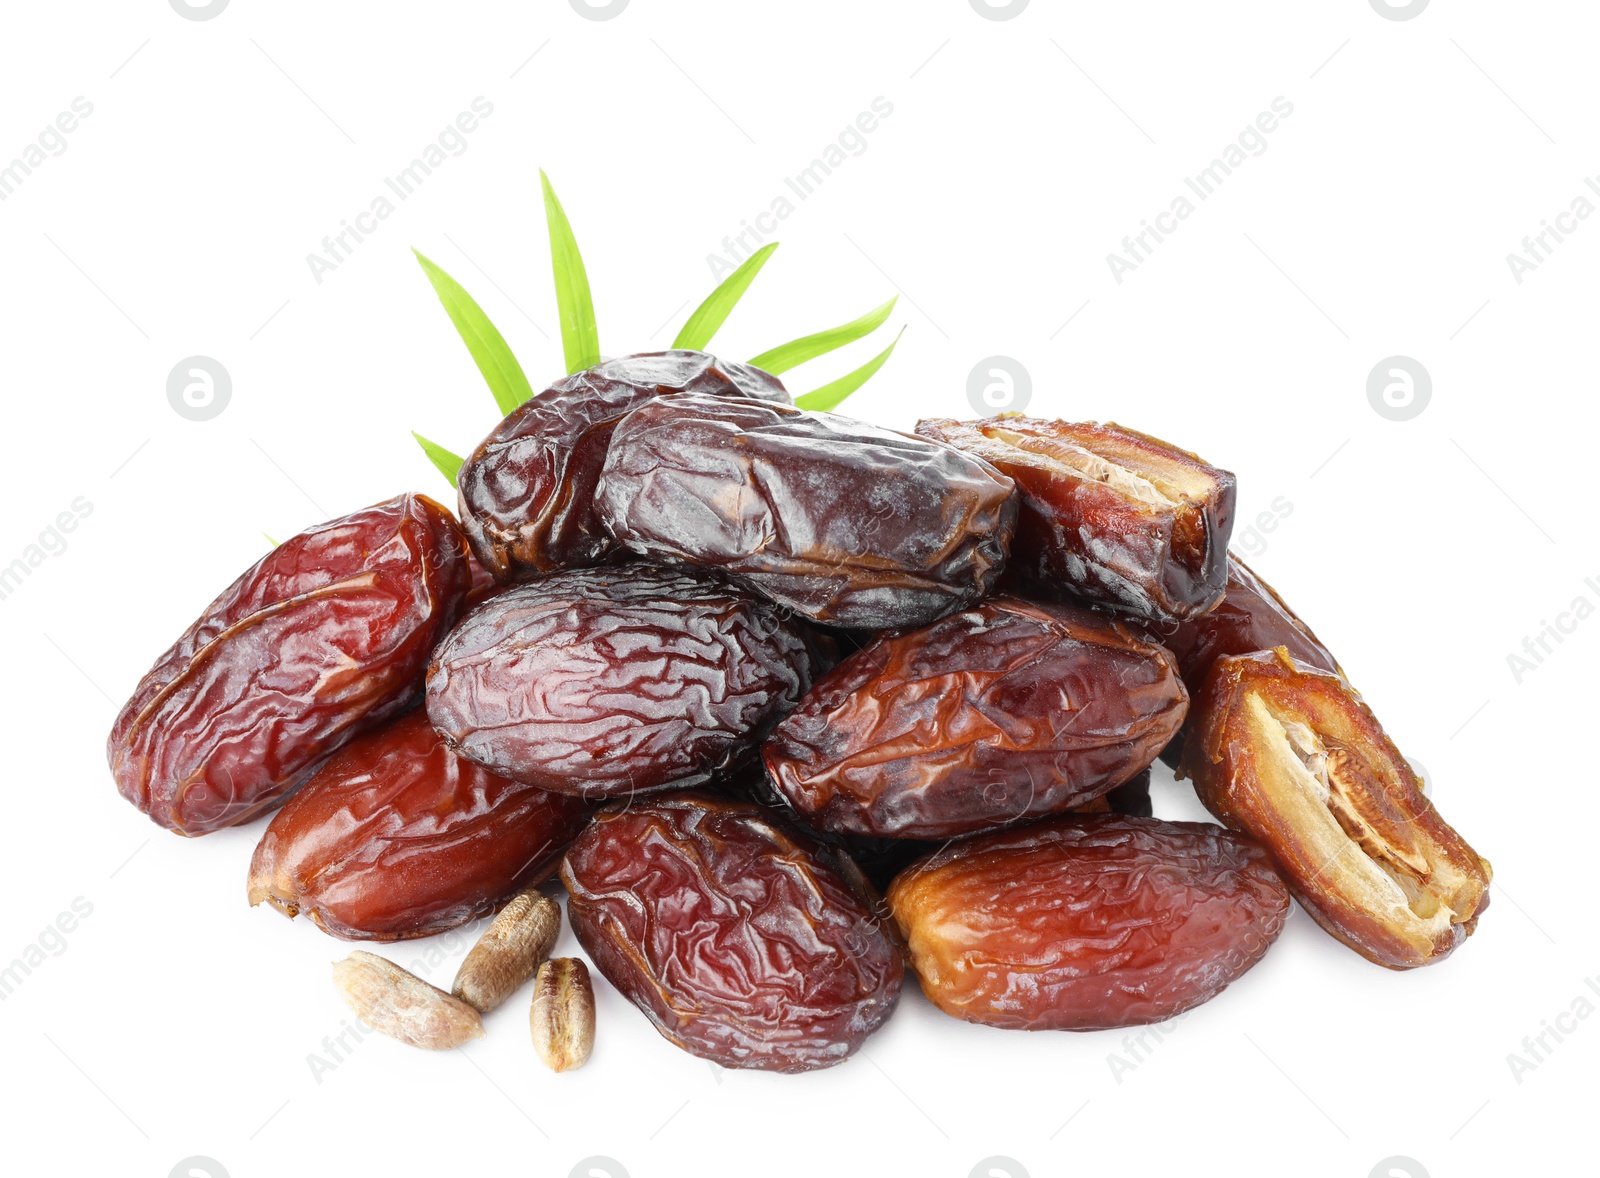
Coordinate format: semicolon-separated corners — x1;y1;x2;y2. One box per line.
427;565;818;798
917;416;1235;623
108;494;471;835
457;351;788;580
887;815;1290;1030
561;793;903;1072
597;393;1019;630
763;596;1188;839
1182;649;1492;970
247;710;591;941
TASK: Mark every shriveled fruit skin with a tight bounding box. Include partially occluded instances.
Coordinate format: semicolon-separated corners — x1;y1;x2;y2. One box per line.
108;494;471;835
763;597;1188;839
561;793;903;1072
917;416;1234;623
596;393;1018;630
247;710;590;941
1181;649;1492;970
427;565;818;798
458;350;789;579
888;814;1289;1030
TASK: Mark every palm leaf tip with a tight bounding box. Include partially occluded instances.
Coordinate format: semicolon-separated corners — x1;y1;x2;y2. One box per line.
413;249;533;416
540;170;602;375
673;242;779;352
748;295;898;375
793;326;905;414
413;431;465;485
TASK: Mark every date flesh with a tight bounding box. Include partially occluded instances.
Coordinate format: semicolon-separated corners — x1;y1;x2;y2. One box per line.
247;710;591;941
561;793;902;1072
887;815;1289;1030
108;494;470;835
457;351;788;580
427;565;818;798
1181;649;1492;969
917;416;1235;622
764;596;1187;838
597;393;1019;630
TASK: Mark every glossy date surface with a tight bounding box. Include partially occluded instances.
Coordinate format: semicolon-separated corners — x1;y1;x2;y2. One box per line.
108;494;470;835
457;351;788;580
887;814;1289;1030
247;710;591;941
427;565;818;798
561;792;902;1072
917;416;1234;622
764;596;1188;838
1182;649;1492;969
596;393;1018;630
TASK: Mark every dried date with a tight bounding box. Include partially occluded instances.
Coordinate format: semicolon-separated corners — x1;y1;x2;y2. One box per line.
457;350;788;579
108;494;470;835
561;792;902;1072
1181;649;1492;969
763;596;1187;838
427;565;818;798
917;416;1234;622
596;393;1018;630
887;814;1290;1030
247;710;590;941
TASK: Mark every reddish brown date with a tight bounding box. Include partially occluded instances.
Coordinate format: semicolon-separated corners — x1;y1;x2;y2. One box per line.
427;565;818;798
596;393;1018;630
457;351;788;580
1182;649;1492;969
763;597;1188;839
561;793;903;1072
108;494;470;835
247;710;591;941
887;815;1290;1030
917;416;1235;622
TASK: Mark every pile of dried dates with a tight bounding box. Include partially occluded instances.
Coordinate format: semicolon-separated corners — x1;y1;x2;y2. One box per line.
108;349;1492;1073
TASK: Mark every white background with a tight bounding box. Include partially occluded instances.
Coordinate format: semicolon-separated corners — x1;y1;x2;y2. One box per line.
0;2;1592;1176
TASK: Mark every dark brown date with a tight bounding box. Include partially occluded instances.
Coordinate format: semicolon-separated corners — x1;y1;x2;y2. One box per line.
247;709;591;940
887;815;1290;1030
1182;649;1492;969
763;596;1188;839
596;393;1018;630
561;792;903;1072
427;565;818;798
108;494;470;835
457;351;788;580
1160;555;1341;699
917;416;1235;622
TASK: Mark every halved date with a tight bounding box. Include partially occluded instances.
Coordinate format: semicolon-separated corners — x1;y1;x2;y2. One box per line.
887;814;1289;1030
763;596;1187;838
247;709;591;941
457;350;788;579
1181;649;1491;969
917;416;1234;622
597;393;1018;630
108;494;471;835
561;792;902;1072
427;565;818;798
